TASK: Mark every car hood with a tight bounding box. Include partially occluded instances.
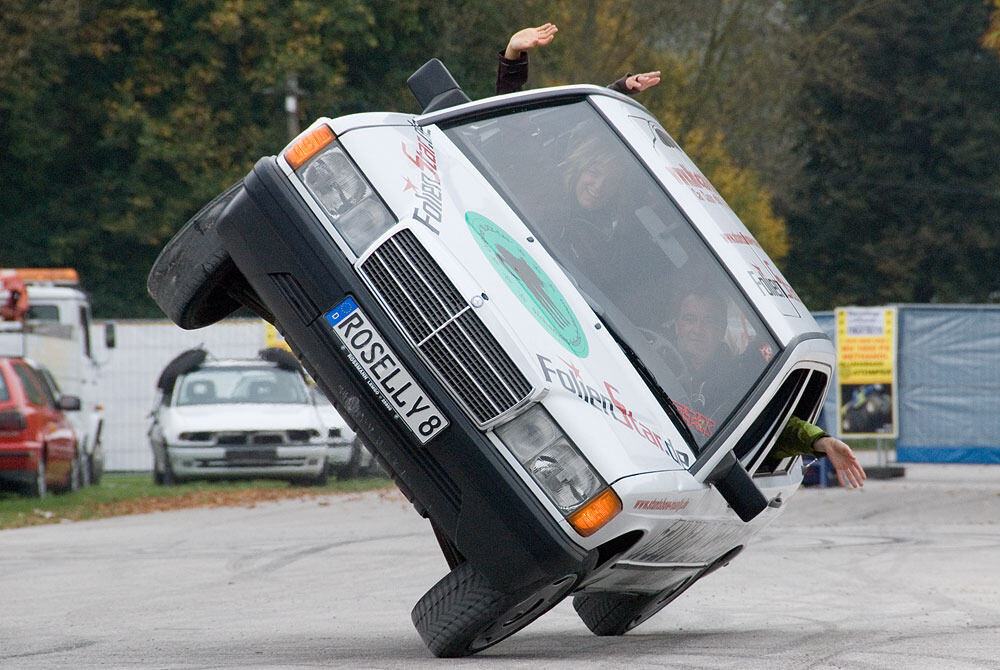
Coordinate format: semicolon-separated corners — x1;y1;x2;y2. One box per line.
334;123;700;481
160;404;322;435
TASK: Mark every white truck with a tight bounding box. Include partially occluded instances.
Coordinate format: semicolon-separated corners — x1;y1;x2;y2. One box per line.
0;268;114;485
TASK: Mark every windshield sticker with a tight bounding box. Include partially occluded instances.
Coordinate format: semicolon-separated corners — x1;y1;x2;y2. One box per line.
669;165;727;207
403;120;443;234
722;231;763;250
467;212;589;358
536;354;690;467
748;261;802;304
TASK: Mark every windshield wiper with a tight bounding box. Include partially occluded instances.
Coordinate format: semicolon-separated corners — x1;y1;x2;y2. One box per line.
592;312;700;454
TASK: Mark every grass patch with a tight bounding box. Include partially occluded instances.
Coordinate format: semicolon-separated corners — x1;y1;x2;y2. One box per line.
0;473;392;530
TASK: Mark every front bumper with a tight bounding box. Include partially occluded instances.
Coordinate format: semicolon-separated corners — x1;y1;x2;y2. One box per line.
166;444;327;480
215;156;591;593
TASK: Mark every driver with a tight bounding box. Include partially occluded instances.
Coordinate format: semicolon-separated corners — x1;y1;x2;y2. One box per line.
671;288;866;488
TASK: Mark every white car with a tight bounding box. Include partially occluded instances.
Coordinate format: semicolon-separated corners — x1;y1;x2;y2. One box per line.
149;349;328;485
150;60;833;656
308;385;381;477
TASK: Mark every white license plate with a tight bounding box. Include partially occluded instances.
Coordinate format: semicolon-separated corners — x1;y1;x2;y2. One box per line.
325;297;447;444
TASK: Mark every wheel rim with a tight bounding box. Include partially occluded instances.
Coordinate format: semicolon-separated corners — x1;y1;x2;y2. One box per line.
471;574;576;651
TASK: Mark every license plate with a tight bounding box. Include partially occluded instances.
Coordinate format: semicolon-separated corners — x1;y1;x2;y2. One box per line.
225;448;276;462
325;297;447;444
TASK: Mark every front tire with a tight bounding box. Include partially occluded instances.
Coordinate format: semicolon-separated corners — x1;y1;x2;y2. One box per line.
147;181;273;328
411;562;575;657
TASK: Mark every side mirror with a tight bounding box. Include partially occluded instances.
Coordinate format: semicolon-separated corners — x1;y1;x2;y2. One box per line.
407;59;471;113
59;394;82;411
105;322;116;349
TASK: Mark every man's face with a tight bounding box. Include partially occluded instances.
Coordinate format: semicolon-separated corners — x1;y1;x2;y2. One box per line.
574;164;617;211
675;294;727;369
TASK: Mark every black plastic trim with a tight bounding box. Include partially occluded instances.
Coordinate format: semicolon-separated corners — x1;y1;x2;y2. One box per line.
215;157;590;591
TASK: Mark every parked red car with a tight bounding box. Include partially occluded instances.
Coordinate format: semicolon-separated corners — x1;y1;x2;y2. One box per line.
0;357;81;497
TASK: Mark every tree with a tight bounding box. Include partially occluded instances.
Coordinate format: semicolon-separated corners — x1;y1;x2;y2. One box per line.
779;0;1000;307
1;0;383;316
522;0;790;260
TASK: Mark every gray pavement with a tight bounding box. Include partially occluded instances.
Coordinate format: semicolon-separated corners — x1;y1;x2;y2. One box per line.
2;459;1000;669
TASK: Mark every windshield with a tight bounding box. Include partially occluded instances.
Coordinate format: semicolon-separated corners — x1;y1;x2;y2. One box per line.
443;100;778;448
175;366;308;406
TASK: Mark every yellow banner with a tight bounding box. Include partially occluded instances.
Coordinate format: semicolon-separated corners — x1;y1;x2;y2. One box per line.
835;307;898;437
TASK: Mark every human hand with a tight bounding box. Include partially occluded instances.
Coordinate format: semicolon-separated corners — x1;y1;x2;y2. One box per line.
813;436;867;488
505;23;558;60
625;71;661;92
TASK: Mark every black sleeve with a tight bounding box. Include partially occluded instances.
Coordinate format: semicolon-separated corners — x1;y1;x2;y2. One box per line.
496;51;529;95
607;74;637;96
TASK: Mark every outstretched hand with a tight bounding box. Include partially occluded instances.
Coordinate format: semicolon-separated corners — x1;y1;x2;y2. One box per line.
625;71;661;92
505;23;558;60
813;436;867;488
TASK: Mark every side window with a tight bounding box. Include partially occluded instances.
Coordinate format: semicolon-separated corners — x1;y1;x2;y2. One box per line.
12;362;48;407
0;369;10;402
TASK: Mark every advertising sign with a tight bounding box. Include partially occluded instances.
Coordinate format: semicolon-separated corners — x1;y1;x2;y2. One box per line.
835;306;898;437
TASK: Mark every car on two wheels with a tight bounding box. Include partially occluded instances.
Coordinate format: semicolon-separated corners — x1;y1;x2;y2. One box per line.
148;60;833;656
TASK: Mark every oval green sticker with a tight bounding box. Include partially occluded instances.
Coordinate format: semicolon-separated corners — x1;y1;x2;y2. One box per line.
466;211;588;357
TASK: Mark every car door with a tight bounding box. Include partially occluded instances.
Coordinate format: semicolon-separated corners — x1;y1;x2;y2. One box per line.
10;360;76;486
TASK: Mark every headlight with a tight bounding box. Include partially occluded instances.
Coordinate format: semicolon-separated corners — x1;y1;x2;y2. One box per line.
496;405;621;536
295;137;395;254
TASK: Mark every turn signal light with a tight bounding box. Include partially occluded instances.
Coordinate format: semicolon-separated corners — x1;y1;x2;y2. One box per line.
284;124;335;170
567;487;622;537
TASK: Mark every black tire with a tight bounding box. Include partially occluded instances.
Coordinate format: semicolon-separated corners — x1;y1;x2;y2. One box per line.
574;545;744;636
574;574;703;636
147;181;249;329
339;438;364;480
411;562;576;657
67;452;82;492
27;454;47;498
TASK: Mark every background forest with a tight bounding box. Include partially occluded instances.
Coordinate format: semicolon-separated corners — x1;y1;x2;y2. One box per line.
2;0;999;317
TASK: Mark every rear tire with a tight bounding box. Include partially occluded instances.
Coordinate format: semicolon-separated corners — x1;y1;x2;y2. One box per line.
68;452;82;492
411;562;575;657
27;455;47;498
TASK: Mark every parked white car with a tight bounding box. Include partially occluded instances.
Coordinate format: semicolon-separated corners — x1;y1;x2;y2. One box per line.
148;348;328;485
308;385;382;478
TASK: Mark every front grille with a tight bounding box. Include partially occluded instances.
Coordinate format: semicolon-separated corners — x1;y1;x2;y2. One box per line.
361;229;533;425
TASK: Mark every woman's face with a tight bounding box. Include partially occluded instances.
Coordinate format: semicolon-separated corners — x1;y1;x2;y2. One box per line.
574;163;617;211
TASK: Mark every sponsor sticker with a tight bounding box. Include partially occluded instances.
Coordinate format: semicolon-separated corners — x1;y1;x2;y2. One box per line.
325;297;447;444
466;211;589;357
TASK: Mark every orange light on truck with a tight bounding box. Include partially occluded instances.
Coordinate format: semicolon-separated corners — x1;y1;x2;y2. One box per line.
10;268;79;284
567;487;622;537
284;125;336;170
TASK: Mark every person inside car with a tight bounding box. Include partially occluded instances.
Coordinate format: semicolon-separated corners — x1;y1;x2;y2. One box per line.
670;287;866;488
496;22;661;96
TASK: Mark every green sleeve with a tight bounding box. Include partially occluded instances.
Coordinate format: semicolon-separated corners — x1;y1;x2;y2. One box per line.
770;416;828;459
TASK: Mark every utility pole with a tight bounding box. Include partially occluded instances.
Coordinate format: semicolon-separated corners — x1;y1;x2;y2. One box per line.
285;72;301;140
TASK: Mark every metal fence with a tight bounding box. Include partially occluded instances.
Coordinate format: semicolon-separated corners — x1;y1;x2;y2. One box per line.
816;305;1000;463
95;304;1000;471
93;318;266;471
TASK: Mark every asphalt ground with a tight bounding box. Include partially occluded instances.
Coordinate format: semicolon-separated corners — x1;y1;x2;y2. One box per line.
2;456;1000;669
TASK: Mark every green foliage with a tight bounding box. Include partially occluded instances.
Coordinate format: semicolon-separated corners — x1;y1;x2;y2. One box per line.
2;0;998;315
779;0;1000;307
